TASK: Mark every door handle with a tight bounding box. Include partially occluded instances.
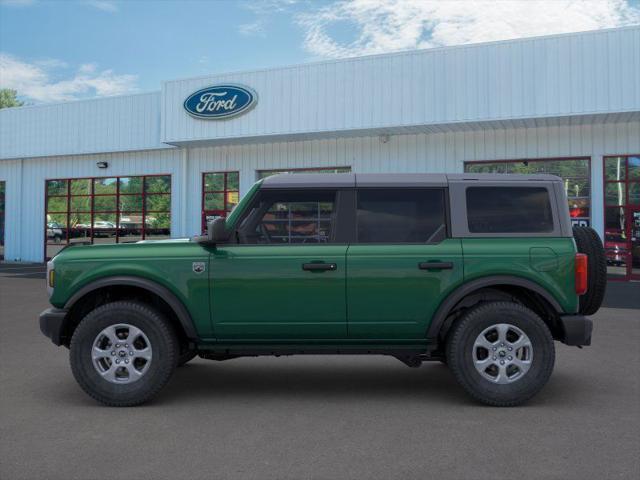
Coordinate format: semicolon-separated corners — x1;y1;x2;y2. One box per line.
302;263;337;272
418;261;454;270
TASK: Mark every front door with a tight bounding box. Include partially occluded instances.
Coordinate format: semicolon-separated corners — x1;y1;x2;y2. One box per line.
210;189;349;340
347;188;463;340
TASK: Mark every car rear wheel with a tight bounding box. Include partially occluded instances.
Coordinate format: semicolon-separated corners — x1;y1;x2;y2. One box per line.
446;301;555;407
69;301;178;407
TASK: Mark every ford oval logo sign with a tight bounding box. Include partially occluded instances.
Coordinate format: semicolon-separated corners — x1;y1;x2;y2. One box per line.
183;84;257;119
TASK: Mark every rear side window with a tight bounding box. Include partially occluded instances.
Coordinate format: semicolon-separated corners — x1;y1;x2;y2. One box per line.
466;187;553;233
356;189;446;243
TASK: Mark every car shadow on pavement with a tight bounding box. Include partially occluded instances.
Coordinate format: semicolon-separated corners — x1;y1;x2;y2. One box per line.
150;360;582;407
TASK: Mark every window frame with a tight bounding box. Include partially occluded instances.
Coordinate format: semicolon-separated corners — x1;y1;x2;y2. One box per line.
463;157;592;227
353;187;450;245
233;188;352;245
448;181;564;238
44;174;172;260
603;154;640;281
201;171;240;233
465;186;555;234
0;180;5;260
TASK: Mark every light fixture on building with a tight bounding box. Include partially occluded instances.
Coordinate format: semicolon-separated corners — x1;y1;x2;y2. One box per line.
379;133;390;144
96;161;108;169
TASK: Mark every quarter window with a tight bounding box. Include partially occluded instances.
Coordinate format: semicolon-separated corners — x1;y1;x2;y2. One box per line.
356;189;446;243
466;187;553;233
464;158;591;227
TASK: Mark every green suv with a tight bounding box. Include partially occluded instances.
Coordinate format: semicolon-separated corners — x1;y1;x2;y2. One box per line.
39;173;606;407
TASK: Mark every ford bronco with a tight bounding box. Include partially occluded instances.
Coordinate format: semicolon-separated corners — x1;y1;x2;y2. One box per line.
39;173;606;407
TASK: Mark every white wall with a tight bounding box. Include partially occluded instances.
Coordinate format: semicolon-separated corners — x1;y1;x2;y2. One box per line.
162;27;640;144
0;92;167;160
1;120;638;262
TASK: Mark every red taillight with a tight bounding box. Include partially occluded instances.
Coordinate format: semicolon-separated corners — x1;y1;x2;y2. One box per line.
575;253;588;295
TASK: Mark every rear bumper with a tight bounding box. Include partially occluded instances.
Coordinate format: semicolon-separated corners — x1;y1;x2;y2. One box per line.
558;314;593;346
39;308;68;346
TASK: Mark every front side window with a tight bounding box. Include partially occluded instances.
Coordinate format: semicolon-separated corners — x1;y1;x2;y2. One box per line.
466;187;553;233
356;189;446;243
239;191;337;244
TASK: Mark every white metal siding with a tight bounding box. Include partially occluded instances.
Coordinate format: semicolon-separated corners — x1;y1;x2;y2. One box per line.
1;120;638;262
0;92;168;160
0;149;183;262
162;27;640;145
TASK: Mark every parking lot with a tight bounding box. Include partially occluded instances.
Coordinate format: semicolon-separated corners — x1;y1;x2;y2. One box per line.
1;263;639;480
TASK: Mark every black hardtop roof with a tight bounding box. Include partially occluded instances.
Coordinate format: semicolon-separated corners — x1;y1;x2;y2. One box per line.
260;172;562;189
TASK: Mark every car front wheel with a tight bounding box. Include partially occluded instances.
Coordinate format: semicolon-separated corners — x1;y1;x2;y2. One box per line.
69;301;178;407
446;301;555;407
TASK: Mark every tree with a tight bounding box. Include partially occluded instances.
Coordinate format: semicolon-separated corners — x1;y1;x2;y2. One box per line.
0;89;24;109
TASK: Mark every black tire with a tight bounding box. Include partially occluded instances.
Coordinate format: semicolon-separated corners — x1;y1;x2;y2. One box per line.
177;350;197;367
69;301;178;407
573;226;607;315
446;302;555;407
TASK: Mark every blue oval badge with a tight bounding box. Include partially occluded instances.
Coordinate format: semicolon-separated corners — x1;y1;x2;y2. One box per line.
183;84;257;119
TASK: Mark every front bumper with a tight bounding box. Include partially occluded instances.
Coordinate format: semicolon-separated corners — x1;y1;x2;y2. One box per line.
39;308;68;346
558;314;593;346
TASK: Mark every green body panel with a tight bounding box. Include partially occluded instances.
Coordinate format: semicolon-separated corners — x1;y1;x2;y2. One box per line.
346;240;464;339
50;240;214;336
209;245;348;340
48;177;579;347
461;238;578;314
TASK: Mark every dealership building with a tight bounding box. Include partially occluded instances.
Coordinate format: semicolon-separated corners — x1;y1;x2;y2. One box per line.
1;26;639;279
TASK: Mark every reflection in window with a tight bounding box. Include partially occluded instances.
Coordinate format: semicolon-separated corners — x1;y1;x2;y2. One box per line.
466;187;554;234
603;155;640;279
201;171;240;232
465;158;591;225
246;192;336;244
45;175;171;259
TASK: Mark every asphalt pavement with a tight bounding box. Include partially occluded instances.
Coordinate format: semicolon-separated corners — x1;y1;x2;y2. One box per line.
1;264;639;480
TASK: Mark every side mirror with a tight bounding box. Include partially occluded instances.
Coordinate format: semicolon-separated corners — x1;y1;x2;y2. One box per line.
207;217;231;244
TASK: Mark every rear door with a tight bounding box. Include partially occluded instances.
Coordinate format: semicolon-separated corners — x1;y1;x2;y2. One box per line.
346;188;463;340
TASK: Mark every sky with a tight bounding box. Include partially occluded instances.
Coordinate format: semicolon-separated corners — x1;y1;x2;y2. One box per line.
1;0;639;104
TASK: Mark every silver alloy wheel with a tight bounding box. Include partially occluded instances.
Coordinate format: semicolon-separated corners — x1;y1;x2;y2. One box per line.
472;323;533;384
91;324;152;384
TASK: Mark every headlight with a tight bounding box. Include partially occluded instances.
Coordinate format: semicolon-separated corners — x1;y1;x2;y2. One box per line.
46;260;55;296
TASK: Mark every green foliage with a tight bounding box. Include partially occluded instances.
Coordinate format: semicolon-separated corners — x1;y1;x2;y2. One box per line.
0;89;24;109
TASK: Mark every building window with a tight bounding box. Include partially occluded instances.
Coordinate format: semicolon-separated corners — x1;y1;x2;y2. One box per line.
464;158;591;227
201;171;239;232
257;166;351;179
45;175;171;259
0;181;5;260
603;155;640;280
